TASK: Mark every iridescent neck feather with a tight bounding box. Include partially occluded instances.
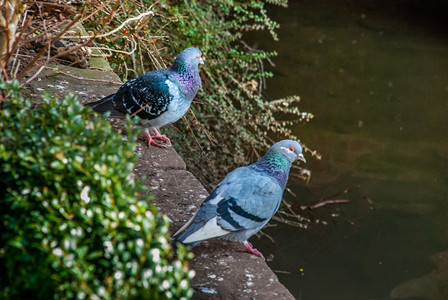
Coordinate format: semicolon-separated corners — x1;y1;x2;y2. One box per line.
171;60;201;100
253;149;292;188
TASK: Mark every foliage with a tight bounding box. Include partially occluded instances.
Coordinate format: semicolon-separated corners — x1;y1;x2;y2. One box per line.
0;81;194;299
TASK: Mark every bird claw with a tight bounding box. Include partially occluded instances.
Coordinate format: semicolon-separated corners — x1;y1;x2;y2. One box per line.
240;241;265;260
147;138;165;148
152;134;171;144
145;129;172;148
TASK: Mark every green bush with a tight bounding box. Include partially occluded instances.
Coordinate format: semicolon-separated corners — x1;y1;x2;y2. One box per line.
0;81;194;299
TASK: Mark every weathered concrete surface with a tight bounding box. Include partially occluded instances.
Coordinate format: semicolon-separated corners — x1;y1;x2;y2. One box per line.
26;64;295;300
26;64;121;104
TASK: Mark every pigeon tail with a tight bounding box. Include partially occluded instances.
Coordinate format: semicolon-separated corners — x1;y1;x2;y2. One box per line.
173;226;201;248
174;215;230;247
174;227;203;247
86;94;125;118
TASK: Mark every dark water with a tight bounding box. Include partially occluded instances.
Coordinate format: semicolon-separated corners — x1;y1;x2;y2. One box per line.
249;1;448;299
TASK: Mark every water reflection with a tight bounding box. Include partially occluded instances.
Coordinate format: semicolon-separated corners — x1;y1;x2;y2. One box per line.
249;1;448;299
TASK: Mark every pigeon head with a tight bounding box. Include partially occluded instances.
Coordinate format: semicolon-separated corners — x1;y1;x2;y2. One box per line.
268;139;306;164
172;47;204;73
254;139;306;188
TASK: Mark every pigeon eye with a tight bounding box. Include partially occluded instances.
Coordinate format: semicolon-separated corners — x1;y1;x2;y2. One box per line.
196;56;199;59
289;147;294;152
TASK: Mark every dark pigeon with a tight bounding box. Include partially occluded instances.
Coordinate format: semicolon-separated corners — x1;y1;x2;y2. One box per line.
86;47;204;147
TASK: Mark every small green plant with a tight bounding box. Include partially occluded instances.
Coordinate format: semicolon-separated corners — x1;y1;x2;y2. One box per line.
0;81;194;299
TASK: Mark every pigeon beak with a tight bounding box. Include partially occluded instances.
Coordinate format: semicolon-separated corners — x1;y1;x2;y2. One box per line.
298;153;306;163
199;57;205;65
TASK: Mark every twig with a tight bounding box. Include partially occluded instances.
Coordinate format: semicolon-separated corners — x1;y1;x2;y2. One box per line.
281;198;310;223
308;199;351;210
290;172;310;183
271;216;308;229
145;45;167;70
0;0;12;79
138;44;145;74
285;187;296;197
23;8;52;84
188;108;218;144
4;9;30;72
249;142;261;160
272;270;292;275
130;102;151;118
183;115;216;173
24;57;47;85
91;42;137;56
60;11;155;39
258;230;275;243
97;0;120;35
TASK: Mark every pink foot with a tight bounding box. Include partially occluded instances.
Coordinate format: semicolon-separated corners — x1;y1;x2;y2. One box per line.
152;128;171;144
145;128;171;147
239;240;265;260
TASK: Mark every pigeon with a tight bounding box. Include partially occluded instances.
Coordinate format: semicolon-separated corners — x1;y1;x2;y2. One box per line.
173;140;306;259
86;47;204;147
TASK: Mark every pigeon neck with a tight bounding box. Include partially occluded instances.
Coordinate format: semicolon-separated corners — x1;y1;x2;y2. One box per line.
254;150;291;188
172;59;190;74
171;60;201;100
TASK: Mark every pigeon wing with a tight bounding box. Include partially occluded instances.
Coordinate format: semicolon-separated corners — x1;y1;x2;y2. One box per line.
216;168;283;232
112;68;177;120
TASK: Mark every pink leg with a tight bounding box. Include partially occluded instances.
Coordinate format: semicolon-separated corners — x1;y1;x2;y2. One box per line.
145;128;164;147
152;128;171;144
239;240;265;260
145;128;171;147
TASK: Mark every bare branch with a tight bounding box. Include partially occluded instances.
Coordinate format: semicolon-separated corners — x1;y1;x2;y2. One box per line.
60;11;155;40
308;199;351;210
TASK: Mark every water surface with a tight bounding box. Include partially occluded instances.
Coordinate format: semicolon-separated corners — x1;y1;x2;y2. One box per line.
249;1;448;299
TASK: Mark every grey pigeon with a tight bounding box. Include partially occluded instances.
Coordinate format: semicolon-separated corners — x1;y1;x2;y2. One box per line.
173;140;306;259
86;47;204;147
